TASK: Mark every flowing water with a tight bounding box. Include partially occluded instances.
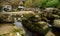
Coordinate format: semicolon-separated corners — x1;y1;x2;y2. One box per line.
13;18;33;36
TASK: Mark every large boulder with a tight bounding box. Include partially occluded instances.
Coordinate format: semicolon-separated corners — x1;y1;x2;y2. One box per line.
53;19;60;28
22;12;50;35
45;31;55;36
0;23;25;36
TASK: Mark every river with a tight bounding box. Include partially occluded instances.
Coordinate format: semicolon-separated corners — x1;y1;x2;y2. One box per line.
13;18;33;36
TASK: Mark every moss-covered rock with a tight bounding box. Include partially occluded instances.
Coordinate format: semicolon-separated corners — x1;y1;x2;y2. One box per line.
22;18;50;35
45;31;55;36
0;23;25;36
53;19;60;28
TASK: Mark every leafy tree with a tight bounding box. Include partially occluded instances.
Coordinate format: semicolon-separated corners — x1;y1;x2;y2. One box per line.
31;0;47;8
25;0;60;8
46;0;59;7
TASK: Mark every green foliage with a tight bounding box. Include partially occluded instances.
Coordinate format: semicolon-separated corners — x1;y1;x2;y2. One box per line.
30;0;60;8
31;0;47;8
46;0;59;7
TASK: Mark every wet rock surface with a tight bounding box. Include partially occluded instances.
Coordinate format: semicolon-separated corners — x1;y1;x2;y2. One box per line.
0;9;60;36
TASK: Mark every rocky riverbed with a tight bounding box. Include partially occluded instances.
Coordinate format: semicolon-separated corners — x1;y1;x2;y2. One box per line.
0;10;60;36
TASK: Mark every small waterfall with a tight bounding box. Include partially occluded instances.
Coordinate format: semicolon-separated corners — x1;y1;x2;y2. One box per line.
14;18;24;29
47;23;52;27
